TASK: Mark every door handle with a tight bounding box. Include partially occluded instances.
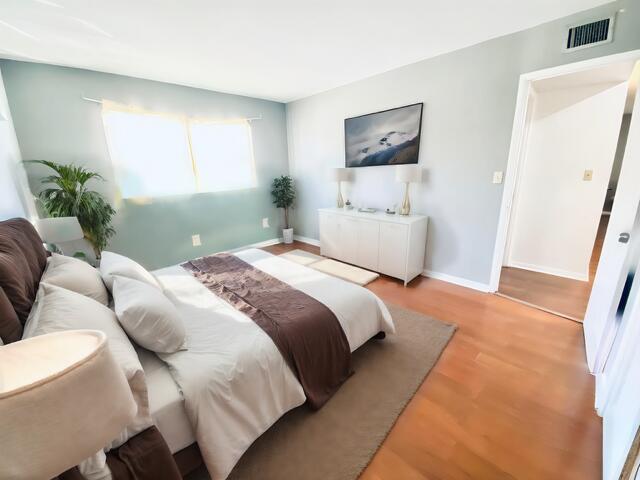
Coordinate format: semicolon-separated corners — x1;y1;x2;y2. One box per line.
619;232;630;244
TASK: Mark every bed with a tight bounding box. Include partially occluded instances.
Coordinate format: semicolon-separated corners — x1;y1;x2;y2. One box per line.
0;218;395;480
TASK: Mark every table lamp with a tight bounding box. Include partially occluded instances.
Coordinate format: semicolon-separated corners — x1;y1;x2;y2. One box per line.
0;330;137;480
331;168;350;208
395;165;422;215
35;217;84;254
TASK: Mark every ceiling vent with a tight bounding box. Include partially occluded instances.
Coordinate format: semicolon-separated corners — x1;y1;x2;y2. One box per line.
564;16;615;52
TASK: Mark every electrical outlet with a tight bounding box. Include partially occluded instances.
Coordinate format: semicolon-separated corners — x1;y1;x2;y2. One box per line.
583;169;593;181
262;217;270;228
191;234;201;247
492;171;504;184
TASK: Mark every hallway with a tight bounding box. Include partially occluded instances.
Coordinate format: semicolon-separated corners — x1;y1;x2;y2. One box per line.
498;215;609;322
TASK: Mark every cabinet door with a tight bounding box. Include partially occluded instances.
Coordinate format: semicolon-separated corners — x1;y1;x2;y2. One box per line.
378;222;408;280
356;219;380;271
338;216;359;263
319;213;339;258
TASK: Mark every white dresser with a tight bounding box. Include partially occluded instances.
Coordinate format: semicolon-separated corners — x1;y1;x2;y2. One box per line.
318;208;428;286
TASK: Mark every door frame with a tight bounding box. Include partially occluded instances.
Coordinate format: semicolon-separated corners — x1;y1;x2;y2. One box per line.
488;49;640;293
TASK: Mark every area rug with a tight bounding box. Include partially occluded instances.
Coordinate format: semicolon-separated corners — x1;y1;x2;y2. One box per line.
187;304;456;480
279;249;324;266
279;249;380;286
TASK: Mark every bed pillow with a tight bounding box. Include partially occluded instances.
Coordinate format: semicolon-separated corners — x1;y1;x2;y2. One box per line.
23;283;153;448
41;253;109;305
112;276;186;353
99;251;161;292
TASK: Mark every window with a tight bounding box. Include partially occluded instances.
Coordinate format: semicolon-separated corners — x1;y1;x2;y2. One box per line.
102;101;256;198
190;121;256;193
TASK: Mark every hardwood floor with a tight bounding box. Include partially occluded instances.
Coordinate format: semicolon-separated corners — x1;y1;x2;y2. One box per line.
498;215;609;322
263;241;601;480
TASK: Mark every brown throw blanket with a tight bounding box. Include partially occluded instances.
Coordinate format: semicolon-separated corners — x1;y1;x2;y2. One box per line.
182;253;352;409
58;427;181;480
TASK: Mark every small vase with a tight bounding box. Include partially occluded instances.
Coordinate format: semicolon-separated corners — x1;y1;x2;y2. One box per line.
283;228;294;244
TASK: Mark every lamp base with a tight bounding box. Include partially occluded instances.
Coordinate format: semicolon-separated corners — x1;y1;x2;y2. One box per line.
337;183;344;208
399;182;410;215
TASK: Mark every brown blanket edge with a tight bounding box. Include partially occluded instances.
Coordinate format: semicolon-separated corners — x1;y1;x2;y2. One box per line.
183;252;352;409
57;426;181;480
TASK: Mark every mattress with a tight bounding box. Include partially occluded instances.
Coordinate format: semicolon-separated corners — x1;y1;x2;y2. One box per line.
136;347;195;454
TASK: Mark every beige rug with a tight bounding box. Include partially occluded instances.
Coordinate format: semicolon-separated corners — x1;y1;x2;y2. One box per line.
279;249;380;286
279;249;324;266
187;304;456;480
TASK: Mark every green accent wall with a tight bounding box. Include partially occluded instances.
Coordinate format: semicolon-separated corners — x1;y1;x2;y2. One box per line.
0;61;289;269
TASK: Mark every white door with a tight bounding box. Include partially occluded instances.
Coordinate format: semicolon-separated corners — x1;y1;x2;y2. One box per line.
319;213;339;258
600;252;640;480
584;91;640;373
378;222;408;280
356;219;380;271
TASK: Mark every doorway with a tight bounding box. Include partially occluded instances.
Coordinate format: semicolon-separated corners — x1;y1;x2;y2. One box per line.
490;52;640;322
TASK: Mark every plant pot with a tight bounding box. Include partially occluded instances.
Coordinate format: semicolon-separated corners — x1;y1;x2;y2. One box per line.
283;228;294;244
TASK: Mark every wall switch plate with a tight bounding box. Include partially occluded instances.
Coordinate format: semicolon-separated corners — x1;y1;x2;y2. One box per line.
492;171;504;184
191;234;201;247
583;169;593;181
262;217;270;228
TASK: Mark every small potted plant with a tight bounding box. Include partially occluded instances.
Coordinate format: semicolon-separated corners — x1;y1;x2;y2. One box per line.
271;175;295;244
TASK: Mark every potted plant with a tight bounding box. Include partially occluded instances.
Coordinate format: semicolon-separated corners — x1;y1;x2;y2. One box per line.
271;175;295;244
28;160;116;259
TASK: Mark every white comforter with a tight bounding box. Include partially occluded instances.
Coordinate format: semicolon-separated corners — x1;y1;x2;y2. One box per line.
153;249;395;480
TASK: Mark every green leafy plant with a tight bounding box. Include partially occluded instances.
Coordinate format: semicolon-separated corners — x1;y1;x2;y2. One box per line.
271;175;295;229
28;160;116;258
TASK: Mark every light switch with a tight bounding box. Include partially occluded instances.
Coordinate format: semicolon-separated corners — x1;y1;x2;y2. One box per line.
583;169;593;181
262;217;270;228
191;234;201;247
492;171;504;184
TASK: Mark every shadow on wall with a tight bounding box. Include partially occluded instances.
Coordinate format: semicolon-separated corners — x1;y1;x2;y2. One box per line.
535;83;627;119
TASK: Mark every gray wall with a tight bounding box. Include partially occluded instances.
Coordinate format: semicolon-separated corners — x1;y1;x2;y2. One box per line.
1;60;289;269
286;0;640;286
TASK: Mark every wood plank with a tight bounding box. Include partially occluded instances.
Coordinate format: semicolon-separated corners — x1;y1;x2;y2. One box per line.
498;215;609;322
261;241;601;480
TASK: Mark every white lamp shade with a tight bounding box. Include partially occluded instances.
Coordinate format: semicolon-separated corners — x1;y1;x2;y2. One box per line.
35;217;84;244
330;167;350;182
0;330;137;479
395;164;422;183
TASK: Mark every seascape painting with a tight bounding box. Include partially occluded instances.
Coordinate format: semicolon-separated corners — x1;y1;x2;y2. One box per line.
344;103;423;168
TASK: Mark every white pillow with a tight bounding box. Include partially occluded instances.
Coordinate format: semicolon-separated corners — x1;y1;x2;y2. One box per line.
41;253;109;305
112;276;186;353
24;283;152;448
99;251;161;291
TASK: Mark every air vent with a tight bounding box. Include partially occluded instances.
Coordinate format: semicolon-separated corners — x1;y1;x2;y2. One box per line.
564;17;614;52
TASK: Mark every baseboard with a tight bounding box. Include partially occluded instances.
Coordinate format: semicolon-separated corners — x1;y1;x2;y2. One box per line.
228;237;282;253
293;235;320;246
507;261;588;282
250;236;490;293
422;269;491;293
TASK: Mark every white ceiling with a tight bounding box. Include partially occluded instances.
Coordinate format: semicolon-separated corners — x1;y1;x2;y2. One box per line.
0;0;613;102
